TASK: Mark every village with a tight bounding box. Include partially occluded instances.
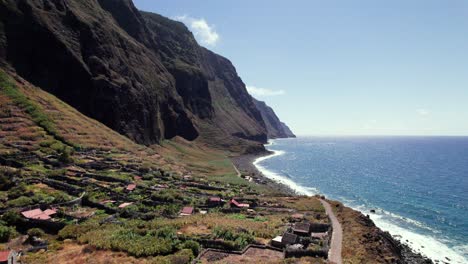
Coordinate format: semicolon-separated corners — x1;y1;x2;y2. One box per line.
0;148;336;264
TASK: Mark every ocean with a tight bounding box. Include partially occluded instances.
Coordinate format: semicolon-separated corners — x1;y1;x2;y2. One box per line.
254;136;468;263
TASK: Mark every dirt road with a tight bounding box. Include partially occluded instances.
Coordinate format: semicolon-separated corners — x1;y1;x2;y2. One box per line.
320;199;343;264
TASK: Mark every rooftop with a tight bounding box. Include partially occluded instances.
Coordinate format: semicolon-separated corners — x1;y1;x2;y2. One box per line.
126;183;137;191
21;208;55;220
0;250;11;262
180;206;194;215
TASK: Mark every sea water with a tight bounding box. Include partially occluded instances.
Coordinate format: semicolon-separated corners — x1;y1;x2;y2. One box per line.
254;136;468;263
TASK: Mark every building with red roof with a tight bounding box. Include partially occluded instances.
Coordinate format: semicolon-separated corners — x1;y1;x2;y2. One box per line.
21;208;56;220
180;206;194;216
126;183;136;191
230;199;249;208
0;250;17;264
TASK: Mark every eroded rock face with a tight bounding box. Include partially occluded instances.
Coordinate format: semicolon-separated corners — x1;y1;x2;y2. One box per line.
0;0;292;148
0;0;199;144
253;99;296;138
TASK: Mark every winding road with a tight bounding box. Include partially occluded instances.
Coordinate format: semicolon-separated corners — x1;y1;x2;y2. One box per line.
320;199;343;264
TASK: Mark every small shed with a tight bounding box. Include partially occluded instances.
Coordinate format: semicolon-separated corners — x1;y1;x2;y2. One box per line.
126;183;137;191
271;236;283;248
293;222;311;236
0;250;17;264
207;196;222;206
180;206;194;216
291;213;304;221
230;199;249;208
118;202;133;208
282;232;299;245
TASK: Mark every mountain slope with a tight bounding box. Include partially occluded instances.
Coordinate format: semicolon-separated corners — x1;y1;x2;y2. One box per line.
0;0;288;151
253;99;295;138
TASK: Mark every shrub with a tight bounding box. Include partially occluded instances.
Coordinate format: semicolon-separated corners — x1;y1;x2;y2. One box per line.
7;183;27;199
0;224;16;242
27;228;45;238
58;223;97;240
7;196;33;207
178;240;200;256
58;146;74;164
1;211;22;225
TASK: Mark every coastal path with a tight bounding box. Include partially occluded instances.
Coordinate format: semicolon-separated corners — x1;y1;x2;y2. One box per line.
320;199;343;264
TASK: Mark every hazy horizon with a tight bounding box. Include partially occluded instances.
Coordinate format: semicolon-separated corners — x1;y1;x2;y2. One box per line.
134;0;468;136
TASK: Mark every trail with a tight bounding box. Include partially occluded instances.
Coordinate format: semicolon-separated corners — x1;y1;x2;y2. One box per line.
320;199;343;264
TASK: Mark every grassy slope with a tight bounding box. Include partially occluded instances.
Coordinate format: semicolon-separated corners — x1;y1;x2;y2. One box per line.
0;69;406;264
1;69;326;263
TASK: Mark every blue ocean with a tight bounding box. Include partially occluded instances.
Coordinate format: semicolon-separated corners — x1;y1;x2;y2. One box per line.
254;137;468;263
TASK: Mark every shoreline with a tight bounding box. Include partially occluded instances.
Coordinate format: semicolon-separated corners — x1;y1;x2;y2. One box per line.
230;151;298;196
233;141;435;264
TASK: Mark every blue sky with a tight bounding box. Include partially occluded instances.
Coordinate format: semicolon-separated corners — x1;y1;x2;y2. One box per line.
133;0;468;136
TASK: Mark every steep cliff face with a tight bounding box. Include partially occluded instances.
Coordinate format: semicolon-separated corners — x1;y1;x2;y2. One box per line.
0;0;291;149
253;99;295;138
0;0;198;145
140;12;268;143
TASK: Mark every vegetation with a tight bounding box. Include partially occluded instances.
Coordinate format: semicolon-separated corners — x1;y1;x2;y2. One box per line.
0;71;62;143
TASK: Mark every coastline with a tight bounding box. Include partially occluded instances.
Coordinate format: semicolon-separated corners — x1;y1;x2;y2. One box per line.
233;140;435;264
230;151;298;196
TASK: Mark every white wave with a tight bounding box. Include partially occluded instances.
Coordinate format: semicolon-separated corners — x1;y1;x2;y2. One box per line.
369;213;467;264
253;150;315;196
256;140;468;263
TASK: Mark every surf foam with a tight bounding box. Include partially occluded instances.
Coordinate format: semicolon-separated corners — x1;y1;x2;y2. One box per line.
255;140;468;264
253;150;316;196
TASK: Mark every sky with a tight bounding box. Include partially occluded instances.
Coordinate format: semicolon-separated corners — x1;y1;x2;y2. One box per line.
133;0;468;136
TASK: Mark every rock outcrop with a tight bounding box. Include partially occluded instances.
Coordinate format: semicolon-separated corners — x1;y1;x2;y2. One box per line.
253;99;295;138
0;0;293;150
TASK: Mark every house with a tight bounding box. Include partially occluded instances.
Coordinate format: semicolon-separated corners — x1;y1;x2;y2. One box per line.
21;208;56;221
126;183;137;191
291;213;304;221
134;176;142;181
311;232;328;239
230;199;249;208
292;222;311;236
100;200;116;205
271;233;299;248
207;196;222;206
0;250;17;264
180;206;194;216
118;202;133;208
183;175;192;180
282;232;299;245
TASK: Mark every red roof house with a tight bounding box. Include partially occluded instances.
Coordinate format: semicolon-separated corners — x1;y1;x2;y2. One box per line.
208;196;221;204
126;183;137;191
180;206;194;216
230;199;249;208
0;250;16;264
21;208;55;220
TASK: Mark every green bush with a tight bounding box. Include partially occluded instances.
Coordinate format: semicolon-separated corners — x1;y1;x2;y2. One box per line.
212;226;255;250
58;223;97;240
27;228;45;238
58;146;74;163
178;240;200;256
7;183;27;199
7;196;33;207
1;211;22;225
0;224;16;242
